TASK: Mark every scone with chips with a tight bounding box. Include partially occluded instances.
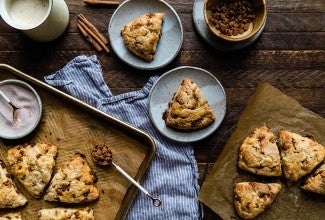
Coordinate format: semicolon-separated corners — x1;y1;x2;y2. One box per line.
238;125;282;177
234;182;282;220
163;77;215;130
0;160;27;208
7;143;58;199
44;153;100;203
301;161;325;195
38;207;95;220
278;130;325;182
0;212;22;220
121;13;164;61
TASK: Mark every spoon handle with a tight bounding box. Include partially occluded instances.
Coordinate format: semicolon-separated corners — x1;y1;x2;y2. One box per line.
112;161;149;194
111;161;162;207
0;90;10;103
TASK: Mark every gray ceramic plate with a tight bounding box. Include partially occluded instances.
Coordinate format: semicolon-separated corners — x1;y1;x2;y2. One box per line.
148;66;226;142
108;0;183;70
192;0;266;51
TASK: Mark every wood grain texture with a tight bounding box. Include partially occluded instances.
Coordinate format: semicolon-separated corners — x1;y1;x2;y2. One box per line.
0;0;324;219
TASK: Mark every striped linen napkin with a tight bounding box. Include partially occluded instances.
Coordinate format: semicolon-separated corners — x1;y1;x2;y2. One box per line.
44;55;200;219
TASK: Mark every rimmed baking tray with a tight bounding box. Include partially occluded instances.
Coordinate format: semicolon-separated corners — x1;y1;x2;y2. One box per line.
0;64;156;220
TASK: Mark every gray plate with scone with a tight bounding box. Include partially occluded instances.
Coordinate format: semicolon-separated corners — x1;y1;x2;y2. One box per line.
108;0;183;70
148;66;226;142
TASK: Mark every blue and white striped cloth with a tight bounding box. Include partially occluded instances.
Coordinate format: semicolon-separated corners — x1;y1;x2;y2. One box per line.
44;55;200;219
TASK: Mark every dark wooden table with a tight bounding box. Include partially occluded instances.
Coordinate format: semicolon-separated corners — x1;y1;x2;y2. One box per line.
0;0;324;219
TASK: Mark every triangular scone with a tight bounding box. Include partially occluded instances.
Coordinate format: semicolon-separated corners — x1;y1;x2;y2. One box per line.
301;162;325;195
44;153;99;203
38;207;94;220
121;13;164;61
279;130;325;182
0;160;27;208
163;78;215;130
238;125;282;176
0;212;22;220
234;182;282;220
7;143;58;198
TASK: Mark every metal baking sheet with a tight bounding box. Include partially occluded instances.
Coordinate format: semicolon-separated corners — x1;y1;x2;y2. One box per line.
0;64;156;220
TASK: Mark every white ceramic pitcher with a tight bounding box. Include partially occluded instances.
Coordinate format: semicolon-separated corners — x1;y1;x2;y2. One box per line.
0;0;69;42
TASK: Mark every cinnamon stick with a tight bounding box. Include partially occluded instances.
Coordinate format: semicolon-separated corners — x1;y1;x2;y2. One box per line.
78;20;110;54
84;0;120;6
78;14;108;45
77;23;103;52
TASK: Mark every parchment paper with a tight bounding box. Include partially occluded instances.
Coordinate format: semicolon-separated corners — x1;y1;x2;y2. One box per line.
199;83;325;220
0;72;151;219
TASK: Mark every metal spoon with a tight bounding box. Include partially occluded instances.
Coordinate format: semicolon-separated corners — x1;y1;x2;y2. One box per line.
0;90;21;124
111;161;162;207
91;144;162;207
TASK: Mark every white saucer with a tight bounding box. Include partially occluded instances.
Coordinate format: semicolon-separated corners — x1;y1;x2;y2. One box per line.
192;0;266;51
108;0;183;70
148;66;226;143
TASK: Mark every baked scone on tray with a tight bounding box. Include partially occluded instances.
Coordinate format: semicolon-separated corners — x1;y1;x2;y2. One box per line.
301;161;325;195
7;143;58;199
238;125;282;177
163;77;215;130
234;182;282;220
121;13;164;61
278;130;325;182
0;212;22;220
0;160;27;208
38;207;94;220
44;153;100;203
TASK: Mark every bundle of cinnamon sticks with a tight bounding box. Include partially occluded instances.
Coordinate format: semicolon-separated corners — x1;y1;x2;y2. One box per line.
77;14;110;54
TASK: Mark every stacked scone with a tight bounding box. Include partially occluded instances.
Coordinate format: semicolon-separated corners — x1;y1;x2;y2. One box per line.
0;143;98;220
235;125;325;219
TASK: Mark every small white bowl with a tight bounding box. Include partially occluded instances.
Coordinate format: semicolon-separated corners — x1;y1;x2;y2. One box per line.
0;79;42;139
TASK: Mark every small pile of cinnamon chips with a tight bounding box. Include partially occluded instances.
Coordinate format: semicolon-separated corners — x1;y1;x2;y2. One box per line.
207;0;255;36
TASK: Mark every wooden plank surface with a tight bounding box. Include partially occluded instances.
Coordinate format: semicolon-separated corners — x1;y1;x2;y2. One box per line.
0;0;324;219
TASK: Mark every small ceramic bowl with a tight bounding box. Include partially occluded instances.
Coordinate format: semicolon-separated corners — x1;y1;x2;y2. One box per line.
204;0;267;42
0;79;42;139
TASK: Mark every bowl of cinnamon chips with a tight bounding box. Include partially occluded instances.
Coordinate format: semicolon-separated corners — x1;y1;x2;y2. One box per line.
204;0;267;43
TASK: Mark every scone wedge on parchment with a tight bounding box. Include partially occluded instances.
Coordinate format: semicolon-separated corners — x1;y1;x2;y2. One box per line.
44;153;100;203
238;125;282;177
301;162;325;195
163;77;215;130
234;182;282;220
0;212;22;220
0;160;27;208
278;130;325;182
7;143;58;198
121;13;164;61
